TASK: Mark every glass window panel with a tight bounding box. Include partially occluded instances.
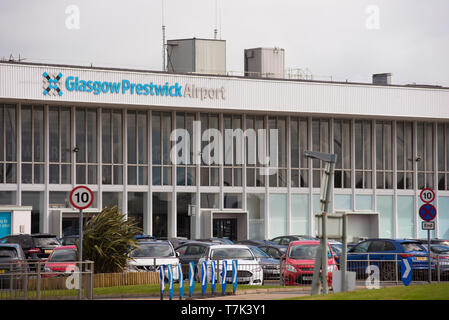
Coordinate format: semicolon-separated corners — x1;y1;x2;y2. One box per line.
5;163;16;183
34;164;43;184
49;164;59;184
22;164;32;183
128;166;137;185
34;106;44;162
5;106;16;162
138;111;147;164
291;119;299;168
176;167;185;186
88;165;97;184
269;194;287;238
127;111;137;164
21;106;32;162
49;108;59;162
138;166;148;185
87;110;97;163
76;109;86;163
61;164;71;184
113;165;123;184
60;108;71;163
112;111;122;164
152;112;161;165
102;110;111;164
76;165;86;184
162;112;171;165
224;193;242;209
152;166;161;185
0;106;3;162
102;165;112;184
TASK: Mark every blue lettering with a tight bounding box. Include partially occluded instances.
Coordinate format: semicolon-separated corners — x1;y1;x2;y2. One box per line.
86;80;93;92
136;84;143;95
101;81;109;93
66;76;75;91
79;80;87;92
93;81;101;95
149;83;155;95
109;82;120;93
122;79;130;94
175;83;182;96
143;84;150;95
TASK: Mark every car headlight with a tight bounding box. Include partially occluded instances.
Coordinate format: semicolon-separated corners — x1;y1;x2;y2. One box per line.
286;264;297;273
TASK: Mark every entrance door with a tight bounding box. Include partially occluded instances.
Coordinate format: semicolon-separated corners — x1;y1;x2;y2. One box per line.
213;218;237;241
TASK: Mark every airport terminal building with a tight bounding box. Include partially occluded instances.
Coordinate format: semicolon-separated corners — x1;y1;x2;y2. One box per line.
1;43;449;241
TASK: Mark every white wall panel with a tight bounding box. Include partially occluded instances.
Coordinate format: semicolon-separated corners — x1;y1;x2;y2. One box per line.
1;62;448;120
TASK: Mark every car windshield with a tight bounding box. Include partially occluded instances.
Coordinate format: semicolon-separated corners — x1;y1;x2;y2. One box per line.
210;248;254;260
0;247;18;258
401;242;426;252
249;247;270;258
330;244;342;254
278;247;287;254
49;249;76;262
288;244;319;259
34;237;61;247
130;244;174;258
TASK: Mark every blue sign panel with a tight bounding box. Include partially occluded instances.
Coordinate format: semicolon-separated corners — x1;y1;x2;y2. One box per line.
167;264;174;300
232;260;238;293
201;261;207;296
400;258;413;286
221;260;227;295
178;264;184;299
419;204;437;222
188;262;195;297
210;260;216;294
159;265;165;295
0;212;11;239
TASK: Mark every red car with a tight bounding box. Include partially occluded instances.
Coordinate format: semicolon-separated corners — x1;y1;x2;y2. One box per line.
281;240;337;286
43;245;77;278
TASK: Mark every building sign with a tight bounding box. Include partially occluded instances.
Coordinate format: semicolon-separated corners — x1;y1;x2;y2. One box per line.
0;212;11;238
43;72;226;101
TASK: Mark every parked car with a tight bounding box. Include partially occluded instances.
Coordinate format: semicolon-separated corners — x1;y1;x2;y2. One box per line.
0;244;27;289
59;235;79;246
424;244;449;278
195;238;234;245
346;239;432;281
270;235;317;245
258;244;288;259
127;241;180;280
281;240;337;286
0;234;61;262
135;234;157;242
416;238;449;247
43;245;77;278
174;241;214;277
247;246;280;280
235;240;275;246
197;244;264;285
329;240;343;264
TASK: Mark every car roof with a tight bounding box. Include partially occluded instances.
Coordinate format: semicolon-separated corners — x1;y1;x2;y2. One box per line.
209;244;249;249
175;241;213;246
289;240;321;246
0;243;22;249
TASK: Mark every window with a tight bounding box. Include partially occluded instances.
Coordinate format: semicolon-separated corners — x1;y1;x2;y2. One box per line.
175;112;196;186
268;116;287;187
417;122;434;189
49;106;71;184
334;119;352;188
102;109;123;184
396;121;414;189
224;193;242;209
0;105;17;183
290;117;309;187
128;111;148;185
376;121;393;189
438;123;449;190
152;112;172;185
352;241;371;253
200;113;219;186
21;105;44;184
223;114;242;187
355;120;372;189
76;108;97;184
312;119;330;188
246;115;265;187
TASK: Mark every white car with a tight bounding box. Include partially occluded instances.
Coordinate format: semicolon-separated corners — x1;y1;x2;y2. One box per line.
197;244;264;285
127;241;180;280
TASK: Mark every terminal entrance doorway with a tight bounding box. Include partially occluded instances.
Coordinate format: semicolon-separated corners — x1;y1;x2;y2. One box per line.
213;218;237;241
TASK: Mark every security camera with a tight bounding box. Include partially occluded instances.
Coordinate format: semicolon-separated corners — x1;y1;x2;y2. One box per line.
73;146;80;153
415;155;422;162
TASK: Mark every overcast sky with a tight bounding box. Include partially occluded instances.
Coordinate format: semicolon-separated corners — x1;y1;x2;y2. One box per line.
1;0;448;86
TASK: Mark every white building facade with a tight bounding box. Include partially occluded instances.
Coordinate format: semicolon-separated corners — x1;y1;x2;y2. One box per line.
1;61;449;241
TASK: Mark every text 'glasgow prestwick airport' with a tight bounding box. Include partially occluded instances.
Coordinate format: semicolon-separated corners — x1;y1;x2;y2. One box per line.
64;76;226;100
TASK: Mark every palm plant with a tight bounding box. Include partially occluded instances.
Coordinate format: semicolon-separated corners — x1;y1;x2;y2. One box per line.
80;206;142;273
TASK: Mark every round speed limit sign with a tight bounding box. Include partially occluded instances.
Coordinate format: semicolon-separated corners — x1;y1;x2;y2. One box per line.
69;186;94;210
420;188;435;203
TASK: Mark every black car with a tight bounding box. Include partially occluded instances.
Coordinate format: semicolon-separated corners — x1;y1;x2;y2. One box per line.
270;235;317;245
0;244;27;289
174;241;214;276
0;234;61;261
235;240;275;246
247;246;281;280
258;244;288;259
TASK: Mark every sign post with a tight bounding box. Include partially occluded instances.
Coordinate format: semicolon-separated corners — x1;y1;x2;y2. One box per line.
419;188;437;284
69;185;94;299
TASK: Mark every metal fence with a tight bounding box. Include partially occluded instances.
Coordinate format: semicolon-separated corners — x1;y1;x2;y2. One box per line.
0;261;94;300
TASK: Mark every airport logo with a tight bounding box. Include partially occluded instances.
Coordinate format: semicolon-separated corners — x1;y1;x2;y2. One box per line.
43;72;63;96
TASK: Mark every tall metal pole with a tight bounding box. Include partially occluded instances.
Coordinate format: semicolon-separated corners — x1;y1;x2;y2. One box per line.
428;229;431;283
79;209;83;299
341;213;348;292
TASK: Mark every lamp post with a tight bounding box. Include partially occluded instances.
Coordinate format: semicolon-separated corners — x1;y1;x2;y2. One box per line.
304;151;337;295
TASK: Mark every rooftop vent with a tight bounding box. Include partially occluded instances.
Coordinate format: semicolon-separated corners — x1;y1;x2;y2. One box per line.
244;47;285;79
372;73;392;85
